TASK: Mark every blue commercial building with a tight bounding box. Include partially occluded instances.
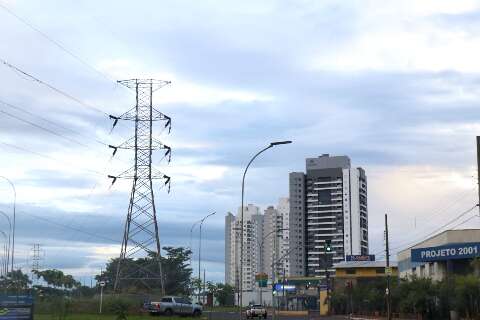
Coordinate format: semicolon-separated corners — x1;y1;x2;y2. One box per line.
397;229;480;281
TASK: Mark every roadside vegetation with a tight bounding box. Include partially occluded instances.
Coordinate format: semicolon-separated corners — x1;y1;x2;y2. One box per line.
0;246;234;319
331;274;480;319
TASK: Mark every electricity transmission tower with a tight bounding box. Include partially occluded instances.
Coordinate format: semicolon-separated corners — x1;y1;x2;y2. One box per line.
31;244;42;271
31;243;43;284
108;79;172;294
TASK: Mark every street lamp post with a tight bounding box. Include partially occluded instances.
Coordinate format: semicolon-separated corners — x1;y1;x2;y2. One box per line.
0;211;11;276
189;220;201;267
239;141;292;319
198;211;216;305
0;230;7;276
258;228;288;305
0;177;15;273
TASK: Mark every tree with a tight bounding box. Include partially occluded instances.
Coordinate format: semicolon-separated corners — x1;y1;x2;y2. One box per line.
398;277;438;319
97;246;192;295
33;269;81;290
454;275;480;318
0;269;31;290
161;246;192;295
214;283;235;306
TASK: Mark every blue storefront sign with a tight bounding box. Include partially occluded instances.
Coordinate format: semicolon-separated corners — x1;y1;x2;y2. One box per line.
346;255;375;262
411;242;480;262
0;295;33;320
273;284;296;292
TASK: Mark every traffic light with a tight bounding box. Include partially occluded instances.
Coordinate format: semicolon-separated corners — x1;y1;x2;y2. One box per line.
325;239;332;252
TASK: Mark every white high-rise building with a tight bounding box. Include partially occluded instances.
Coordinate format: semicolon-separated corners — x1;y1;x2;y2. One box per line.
225;199;291;296
277;198;290;275
225;204;263;291
289;154;368;278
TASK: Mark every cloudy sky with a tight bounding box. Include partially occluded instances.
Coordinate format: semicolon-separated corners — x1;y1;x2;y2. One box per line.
1;0;480;284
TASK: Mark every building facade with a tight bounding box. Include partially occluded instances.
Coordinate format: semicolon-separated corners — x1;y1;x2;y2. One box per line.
289;154;369;278
225;204;263;291
225;199;291;298
397;229;480;281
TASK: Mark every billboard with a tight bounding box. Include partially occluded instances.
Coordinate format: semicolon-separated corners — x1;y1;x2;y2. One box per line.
411;242;480;262
0;295;33;320
346;255;375;262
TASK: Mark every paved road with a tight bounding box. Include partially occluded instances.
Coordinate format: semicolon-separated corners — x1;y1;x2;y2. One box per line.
205;311;347;320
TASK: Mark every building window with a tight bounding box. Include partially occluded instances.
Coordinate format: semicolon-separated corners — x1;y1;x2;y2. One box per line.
346;269;355;275
375;268;385;274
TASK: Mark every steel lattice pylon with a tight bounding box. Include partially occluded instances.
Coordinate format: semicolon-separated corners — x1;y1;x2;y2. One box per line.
108;79;172;294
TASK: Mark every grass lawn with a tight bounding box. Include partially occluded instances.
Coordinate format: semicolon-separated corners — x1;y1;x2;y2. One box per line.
35;315;202;320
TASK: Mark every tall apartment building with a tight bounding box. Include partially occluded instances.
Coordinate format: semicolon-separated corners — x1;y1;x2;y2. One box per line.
277;198;290;275
225;199;290;292
289;154;368;278
262;200;289;279
225;204;263;291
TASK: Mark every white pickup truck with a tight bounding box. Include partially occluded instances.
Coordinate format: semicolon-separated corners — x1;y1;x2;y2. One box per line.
246;304;267;319
148;296;202;316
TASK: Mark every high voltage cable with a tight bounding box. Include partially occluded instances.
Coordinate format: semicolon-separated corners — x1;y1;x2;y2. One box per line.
388;187;475;248
19;210;119;244
449;214;480;230
0;140;105;177
0;99;107;147
0;102;169;185
0;109;92;148
391;204;479;252
0;1;118;85
0;58;108;116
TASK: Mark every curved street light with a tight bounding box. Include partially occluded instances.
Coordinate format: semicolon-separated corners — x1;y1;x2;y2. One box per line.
0;176;15;273
198;211;216;304
239;141;292;317
0;211;11;276
0;230;7;276
258;227;289;305
189;219;202;267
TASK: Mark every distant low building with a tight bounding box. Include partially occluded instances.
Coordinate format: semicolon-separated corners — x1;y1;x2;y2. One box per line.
397;229;480;281
333;260;398;290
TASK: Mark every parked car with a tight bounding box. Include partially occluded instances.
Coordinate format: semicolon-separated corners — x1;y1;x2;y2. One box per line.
149;296;202;316
246;304;267;319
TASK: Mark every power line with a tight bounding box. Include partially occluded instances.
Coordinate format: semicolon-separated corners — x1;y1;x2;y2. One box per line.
450;214;480;230
388;187;475;248
19;210;119;244
0;1;118;85
0;108;93;149
0;58;108;116
0;99;108;147
0;140;105;177
391;204;479;252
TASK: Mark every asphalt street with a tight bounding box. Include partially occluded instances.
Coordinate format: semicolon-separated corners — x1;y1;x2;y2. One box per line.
204;311;348;320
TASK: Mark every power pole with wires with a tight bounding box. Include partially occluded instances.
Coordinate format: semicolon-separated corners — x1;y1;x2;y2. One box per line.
476;136;480;213
109;79;172;295
385;214;392;320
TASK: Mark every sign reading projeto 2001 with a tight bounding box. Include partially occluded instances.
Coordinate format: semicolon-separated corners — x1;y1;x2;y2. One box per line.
411;242;480;262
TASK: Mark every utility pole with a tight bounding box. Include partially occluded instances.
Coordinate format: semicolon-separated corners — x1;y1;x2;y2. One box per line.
203;269;206;305
282;267;286;311
325;239;332;315
109;79;172;294
385;214;391;320
271;228;277;320
476;137;480;212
